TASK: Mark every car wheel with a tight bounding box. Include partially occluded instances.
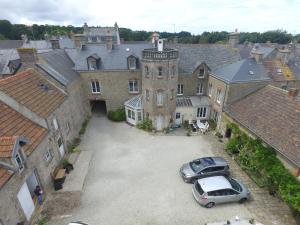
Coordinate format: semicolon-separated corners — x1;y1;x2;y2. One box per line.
239;198;247;203
205;202;215;208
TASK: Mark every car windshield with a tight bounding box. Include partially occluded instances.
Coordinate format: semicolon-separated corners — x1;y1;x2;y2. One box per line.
227;177;242;192
189;160;203;172
195;182;204;195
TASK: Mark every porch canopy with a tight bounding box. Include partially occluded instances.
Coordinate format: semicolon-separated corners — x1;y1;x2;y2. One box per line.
124;95;143;126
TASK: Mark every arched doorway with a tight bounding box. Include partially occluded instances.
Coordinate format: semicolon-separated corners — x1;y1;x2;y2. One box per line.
90;100;107;115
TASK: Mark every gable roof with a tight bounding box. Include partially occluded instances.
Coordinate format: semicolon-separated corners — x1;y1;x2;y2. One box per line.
167;44;240;74
0;101;47;156
0;69;67;118
225;85;300;167
212;58;271;83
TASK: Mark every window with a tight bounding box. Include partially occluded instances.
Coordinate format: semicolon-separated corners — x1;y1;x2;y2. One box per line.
129;80;138;93
176;112;180;119
198;68;205;77
88;60;97;70
145;66;149;77
157;91;163;106
216;88;222;104
171;66;176;77
44;149;52;162
91;80;100;93
15;153;24;172
128;57;137;69
158;67;163;77
131;111;135;120
213;110;219;122
177;84;183;95
137;111;142;121
53;118;58;130
197;82;203;95
197;107;207;118
127;109;135;120
146;89;150;101
170;89;174;100
208;83;213;97
127;109;131;119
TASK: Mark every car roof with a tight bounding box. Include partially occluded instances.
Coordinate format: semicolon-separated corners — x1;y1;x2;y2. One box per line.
198;157;227;167
197;176;232;192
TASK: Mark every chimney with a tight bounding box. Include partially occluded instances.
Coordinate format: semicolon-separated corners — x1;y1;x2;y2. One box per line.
250;44;264;64
21;34;29;44
50;39;60;49
83;22;89;35
152;32;159;49
288;88;299;98
228;29;240;48
73;34;86;49
277;48;291;64
106;36;113;51
17;48;37;64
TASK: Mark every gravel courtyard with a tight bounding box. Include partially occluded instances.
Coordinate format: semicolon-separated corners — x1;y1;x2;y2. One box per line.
48;114;256;225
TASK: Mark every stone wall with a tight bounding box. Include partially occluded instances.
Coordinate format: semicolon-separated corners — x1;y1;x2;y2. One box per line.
80;70;142;112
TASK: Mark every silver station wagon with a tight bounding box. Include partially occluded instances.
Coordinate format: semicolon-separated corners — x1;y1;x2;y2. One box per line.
192;176;250;208
180;157;230;183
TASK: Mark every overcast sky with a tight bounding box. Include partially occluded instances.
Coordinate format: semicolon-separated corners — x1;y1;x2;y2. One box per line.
0;0;299;34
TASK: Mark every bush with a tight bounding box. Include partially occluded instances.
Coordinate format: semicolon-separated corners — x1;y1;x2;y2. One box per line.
183;120;189;130
208;119;217;130
137;118;153;131
107;108;126;122
226;122;300;214
67;137;81;153
79;116;91;136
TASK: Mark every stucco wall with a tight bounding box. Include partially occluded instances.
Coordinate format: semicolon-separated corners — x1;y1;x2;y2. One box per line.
80;70;142;111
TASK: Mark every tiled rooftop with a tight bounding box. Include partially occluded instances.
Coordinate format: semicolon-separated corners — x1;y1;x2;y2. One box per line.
0;167;13;189
226;85;300;166
0;69;66;118
0;136;17;158
0;101;47;156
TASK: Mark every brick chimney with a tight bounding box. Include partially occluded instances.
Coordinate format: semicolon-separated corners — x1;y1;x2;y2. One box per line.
73;34;86;49
288;88;299;98
50;39;60;49
16;48;37;64
106;36;113;52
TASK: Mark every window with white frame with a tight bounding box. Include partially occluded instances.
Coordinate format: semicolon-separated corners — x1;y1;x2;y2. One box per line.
91;80;100;93
15;152;25;172
129;80;138;93
137;111;142;121
44;149;52;162
146;89;150;101
197;82;203;95
53;117;58;130
145;66;149;77
127;109;135;120
131;111;135;120
208;83;213;97
128;57;137;69
157;91;163;106
177;84;183;95
158;67;163;78
127;109;131;119
197;107;207;118
198;68;205;77
216;88;222;104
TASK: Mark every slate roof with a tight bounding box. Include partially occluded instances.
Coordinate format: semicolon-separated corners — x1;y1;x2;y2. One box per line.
65;43;152;70
288;47;300;80
0;69;67;118
225;85;300;167
167;44;240;74
66;43;240;73
39;49;79;84
0;40;23;50
0;49;19;75
0;101;47;156
211;58;271;83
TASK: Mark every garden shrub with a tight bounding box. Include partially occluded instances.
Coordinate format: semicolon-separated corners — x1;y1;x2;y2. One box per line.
208;119;217;130
225;122;300;214
183;120;189;130
137;118;153;131
107;108;126;122
79;116;91;136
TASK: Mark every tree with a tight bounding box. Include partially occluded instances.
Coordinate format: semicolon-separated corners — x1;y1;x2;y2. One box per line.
0;20;13;39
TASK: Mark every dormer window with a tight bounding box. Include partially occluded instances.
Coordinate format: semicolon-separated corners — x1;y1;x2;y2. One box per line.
198;68;205;78
15;152;25;172
87;54;101;70
128;55;138;70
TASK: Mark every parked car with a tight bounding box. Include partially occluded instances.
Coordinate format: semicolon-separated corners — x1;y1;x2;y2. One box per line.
179;157;229;183
192;175;251;208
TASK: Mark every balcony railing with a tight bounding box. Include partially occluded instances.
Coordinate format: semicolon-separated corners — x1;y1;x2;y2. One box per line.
142;48;179;60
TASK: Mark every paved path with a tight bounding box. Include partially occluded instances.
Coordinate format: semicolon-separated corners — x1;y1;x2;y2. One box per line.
47;115;254;225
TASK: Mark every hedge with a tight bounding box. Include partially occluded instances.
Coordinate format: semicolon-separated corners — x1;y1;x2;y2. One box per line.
225;123;300;213
107;108;126;122
136;118;153;131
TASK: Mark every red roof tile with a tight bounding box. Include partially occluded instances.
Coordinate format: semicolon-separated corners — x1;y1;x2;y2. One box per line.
0;167;13;188
226;85;300;166
0;68;66;118
0;136;17;158
0;101;47;156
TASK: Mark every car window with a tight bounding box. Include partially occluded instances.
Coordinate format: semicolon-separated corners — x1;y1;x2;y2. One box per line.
223;189;238;195
208;190;224;196
190;160;203;172
210;166;225;172
227;177;242;192
200;167;213;173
